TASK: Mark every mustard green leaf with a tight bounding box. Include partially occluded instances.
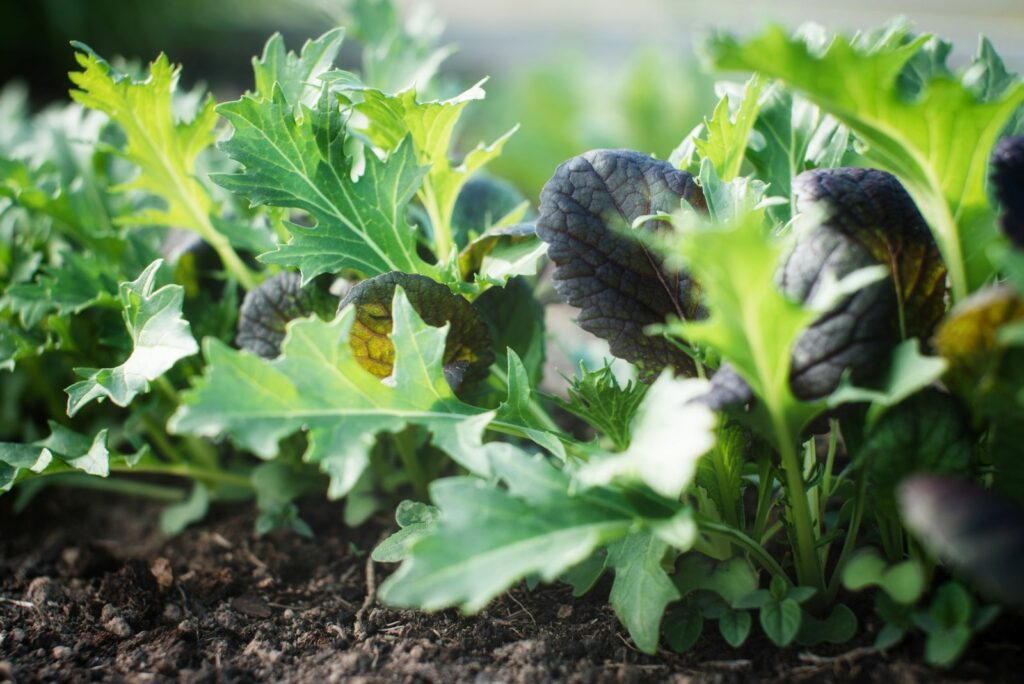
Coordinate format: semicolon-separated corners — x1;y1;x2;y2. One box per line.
707;24;1024;299
171;287;503;498
215;89;434;282
65;259;198;416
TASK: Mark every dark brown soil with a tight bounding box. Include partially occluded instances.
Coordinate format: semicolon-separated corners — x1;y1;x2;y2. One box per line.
1;491;1022;683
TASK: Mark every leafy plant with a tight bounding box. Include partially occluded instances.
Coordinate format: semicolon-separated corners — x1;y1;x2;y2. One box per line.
2;2;1023;668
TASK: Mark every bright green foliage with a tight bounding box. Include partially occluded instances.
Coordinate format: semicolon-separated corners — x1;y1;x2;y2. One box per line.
0;423;110;492
216;91;433;282
356;84;517;262
252;27;352;106
842;548;925;604
371;500;440;562
575;373;716;500
707;23;1024;300
379;450;636;612
551;361;648;452
693;75;765;181
68;46;255;289
607;532;680;653
66;260;198;416
171;288;509;496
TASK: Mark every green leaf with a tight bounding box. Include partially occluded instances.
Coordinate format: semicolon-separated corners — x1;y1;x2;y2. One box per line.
828;339;948;426
0;423;110;493
378;450;636;612
251;28;350;106
559;551;607;597
607;531;681;653
842;548;925;604
67;45;253;287
694;75;765;181
214;89;433;282
719;608;752;647
66;260;198;416
251;461;317;537
760;598;802;646
356;84;516;260
925;625;971;668
673;555;760;606
551;361;648;452
172;287;504;498
663;598;704;653
496;349;566;458
160;483;209;535
854;389;973;513
474;277;545;387
667;202;816;431
575;372;716;500
796;603;858;646
372;500;441;562
707;23;1024;299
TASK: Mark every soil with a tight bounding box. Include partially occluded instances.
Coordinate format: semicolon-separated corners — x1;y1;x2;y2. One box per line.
1;491;1022;683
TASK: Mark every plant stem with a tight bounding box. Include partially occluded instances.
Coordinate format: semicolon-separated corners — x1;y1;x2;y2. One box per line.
826;468;868;601
112;462;253;491
420;183;453;264
752;457;774;542
393;429;429;500
700;519;792;587
772;412;824;596
28;472;187;501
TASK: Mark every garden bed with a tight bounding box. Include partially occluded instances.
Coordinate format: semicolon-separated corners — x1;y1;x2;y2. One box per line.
1;493;1021;683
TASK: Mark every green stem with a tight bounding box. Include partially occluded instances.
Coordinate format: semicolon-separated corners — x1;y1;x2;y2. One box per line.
112;462;253;491
772;412;824;596
420;183;453;264
393;429;429;500
826;468;868;601
700;519;793;587
26;472;187;501
141;415;189;464
752;457;774;542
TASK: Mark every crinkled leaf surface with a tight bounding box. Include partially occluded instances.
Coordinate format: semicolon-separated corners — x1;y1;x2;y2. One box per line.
575;373;716;499
171;288;500;498
607;531;680;653
337;272;494;389
379;449;640;615
707;23;1024;298
236;272;337;359
856;389;973;513
991;136;1024;248
550;361;648;452
66;260;198;416
214;89;432;282
537;149;706;379
779;168;946;399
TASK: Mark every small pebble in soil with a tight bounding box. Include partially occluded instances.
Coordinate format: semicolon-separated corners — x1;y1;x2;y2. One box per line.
232;595;272;618
104;617;132;638
0;660;13;682
163;603;182;621
150;558;174;590
25;577;55;606
177;618;198;637
557;604;573;619
52;646;72;660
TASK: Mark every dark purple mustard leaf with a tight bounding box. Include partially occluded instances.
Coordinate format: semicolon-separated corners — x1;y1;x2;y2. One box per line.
781;167;947;400
900;475;1024;605
337;272;494;391
991;136;1024;248
536;149;706;380
236;272;337;358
